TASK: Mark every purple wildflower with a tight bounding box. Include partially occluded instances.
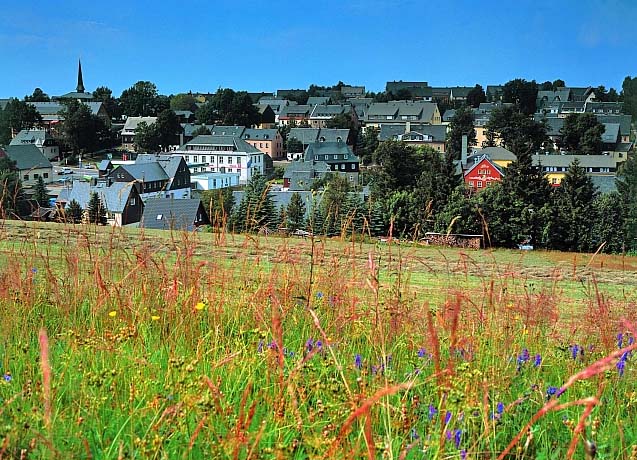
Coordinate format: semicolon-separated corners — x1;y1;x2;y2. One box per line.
454;429;462;448
2;374;11;382
31;268;37;274
410;427;419;440
546;386;558;399
533;354;542;367
629;336;635;346
354;354;362;370
257;340;264;353
305;338;314;352
417;348;427;358
461;449;467;460
497;402;505;414
316;292;323;299
617;333;624;349
316;340;323;349
428;405;438;420
617;359;626;377
444;411;452;425
569;344;582;360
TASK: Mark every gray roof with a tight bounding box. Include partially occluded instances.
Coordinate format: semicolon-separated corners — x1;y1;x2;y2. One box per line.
317;128;350;143
181;123;214;137
135;154;186;180
304;141;359;163
289;128;320;144
602;123;620;143
242;128;278;141
596;114;631;136
58;180;137;213
98;160;113;171
379;123;447;141
310;104;349;118
279;104;314;117
56;91;94;100
122;117;157;132
30;101;104;117
532;154;617;169
141;198;207;231
9;129;54;146
537;89;572;104
283;160;331;190
450;87;473;98
183;135;262;153
210;125;246;136
118;162;169;182
2;144;52;171
442;109;456;122
365;101;438;123
307;96;331;105
471;146;517;161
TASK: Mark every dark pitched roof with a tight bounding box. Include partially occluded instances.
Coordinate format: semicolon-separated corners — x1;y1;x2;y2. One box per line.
304;141;359;163
242;128;278;140
118;162;168;182
2;144;52;170
289;128;320;144
210;125;245;137
57;180;137;214
141;198;209;231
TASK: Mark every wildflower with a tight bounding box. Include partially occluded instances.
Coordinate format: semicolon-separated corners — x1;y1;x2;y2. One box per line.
546;386;559;399
108;310;117;318
496;401;505;414
454;429;462;448
533;354;542;367
428;405;438;420
617;359;626;377
315;292;323;299
569;344;582;360
195;302;206;311
267;340;278;350
410;427;419;440
629;336;635;346
257;340;264;353
444;411;452;425
417;348;427;358
151;315;160;321
461;450;467;460
305;338;314;352
354;354;362;369
617;333;624;349
3;373;11;382
315;340;323;349
31;268;37;274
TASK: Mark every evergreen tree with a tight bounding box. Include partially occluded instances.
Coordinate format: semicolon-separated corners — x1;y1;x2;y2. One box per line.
231;173;277;233
87;192;107;225
66;199;84;224
591;192;625;253
547;159;597;252
446;106;476;160
286;192;306;231
0;157;28;218
306;194;326;235
33;176;49;207
616;154;637;251
200;187;235;228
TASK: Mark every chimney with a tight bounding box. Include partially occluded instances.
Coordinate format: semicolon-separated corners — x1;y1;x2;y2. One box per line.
461;134;468;165
405;121;411;133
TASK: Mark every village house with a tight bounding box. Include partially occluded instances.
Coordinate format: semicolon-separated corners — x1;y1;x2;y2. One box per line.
278;104;315;126
378;123;447;153
363;101;441;129
120;117;157;151
385;81;433;101
190;171;240;191
174;135;265;184
242;128;284;159
9;129;60;160
283;159;332;191
532;154;618;188
304;141;360;185
140;198;210;231
0;144;54;186
309;104;356;129
106;154;191;201
463;155;504;192
57;179;144;226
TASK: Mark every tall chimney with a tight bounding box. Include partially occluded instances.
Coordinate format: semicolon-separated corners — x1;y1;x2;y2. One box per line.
405;121;411;133
461;134;468;165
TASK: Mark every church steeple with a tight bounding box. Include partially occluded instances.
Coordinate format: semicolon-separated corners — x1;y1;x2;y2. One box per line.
77;59;85;93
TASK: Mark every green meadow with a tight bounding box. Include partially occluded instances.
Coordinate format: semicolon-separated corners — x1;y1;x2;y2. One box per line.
0;220;635;459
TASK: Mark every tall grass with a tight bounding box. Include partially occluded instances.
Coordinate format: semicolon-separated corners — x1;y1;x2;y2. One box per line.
0;220;635;459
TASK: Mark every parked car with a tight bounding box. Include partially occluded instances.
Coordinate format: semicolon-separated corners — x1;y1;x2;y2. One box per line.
57;168;73;175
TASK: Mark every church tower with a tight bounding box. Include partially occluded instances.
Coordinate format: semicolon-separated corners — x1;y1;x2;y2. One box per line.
77;59;85;93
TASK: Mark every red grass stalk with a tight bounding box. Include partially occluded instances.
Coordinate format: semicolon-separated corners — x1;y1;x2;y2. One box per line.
38;328;52;430
327;383;412;458
363;413;375;460
497;325;637;460
184;415;208;458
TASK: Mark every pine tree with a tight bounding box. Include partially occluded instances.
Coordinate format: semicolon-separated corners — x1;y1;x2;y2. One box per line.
231;173;277;233
617;154;637;251
87;192;107;225
33;176;49;208
286;192;306;231
66;199;83;224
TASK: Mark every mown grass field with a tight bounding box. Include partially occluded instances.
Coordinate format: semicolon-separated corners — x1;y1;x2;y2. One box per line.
0;220;636;459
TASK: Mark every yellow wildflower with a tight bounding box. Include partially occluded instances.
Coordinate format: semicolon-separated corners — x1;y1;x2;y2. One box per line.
195;302;206;311
151;315;160;321
108;310;117;318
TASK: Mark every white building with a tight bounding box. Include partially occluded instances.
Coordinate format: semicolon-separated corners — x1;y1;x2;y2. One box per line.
174;135;265;184
10;129;60;160
191;172;240;191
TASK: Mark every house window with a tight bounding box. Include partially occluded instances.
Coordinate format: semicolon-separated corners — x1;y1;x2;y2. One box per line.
34;174;39;179
227;156;232;163
477;181;483;188
348;175;354;182
351;164;355;170
236;157;241;165
24;175;29;181
469;181;474;187
552;178;558;184
129;197;136;205
201;156;206;163
156;214;163;220
43;173;49;178
340;164;345;170
219;157;223;164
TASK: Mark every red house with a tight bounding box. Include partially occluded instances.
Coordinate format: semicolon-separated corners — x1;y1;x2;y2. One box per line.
463;155;504;191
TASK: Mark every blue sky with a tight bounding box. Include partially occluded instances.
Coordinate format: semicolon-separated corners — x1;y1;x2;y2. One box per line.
1;0;635;98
